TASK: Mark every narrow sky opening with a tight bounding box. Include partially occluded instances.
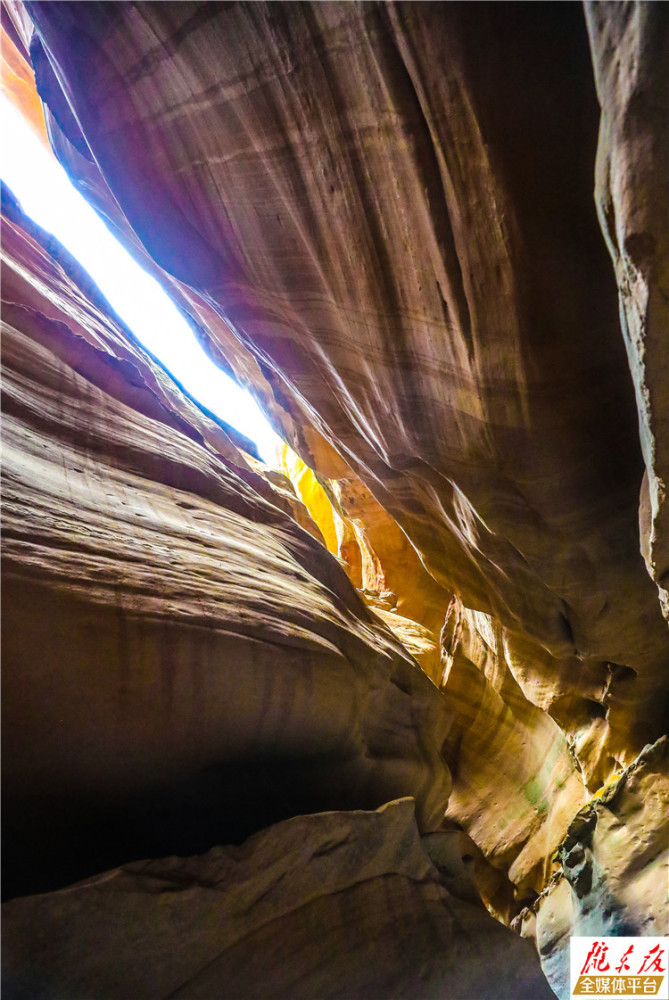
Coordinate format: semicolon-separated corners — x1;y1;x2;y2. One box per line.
0;95;282;464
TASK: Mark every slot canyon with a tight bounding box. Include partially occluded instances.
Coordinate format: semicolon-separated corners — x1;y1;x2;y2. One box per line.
1;3;667;998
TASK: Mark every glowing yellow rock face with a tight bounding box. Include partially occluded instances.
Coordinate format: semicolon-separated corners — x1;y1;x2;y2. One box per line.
278;444;340;556
278;444;448;681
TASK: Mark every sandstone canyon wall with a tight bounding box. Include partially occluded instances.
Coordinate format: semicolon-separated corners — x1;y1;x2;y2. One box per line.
2;3;668;999
1;169;551;1000
1;190;452;895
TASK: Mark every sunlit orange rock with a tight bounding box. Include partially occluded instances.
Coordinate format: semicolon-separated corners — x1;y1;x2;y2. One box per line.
278;445;339;555
0;26;48;146
278;446;450;680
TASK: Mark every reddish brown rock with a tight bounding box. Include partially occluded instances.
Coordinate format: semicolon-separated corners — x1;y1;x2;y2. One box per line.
585;2;669;619
24;1;668;773
1;197;451;900
2;798;555;1000
2;4;668;991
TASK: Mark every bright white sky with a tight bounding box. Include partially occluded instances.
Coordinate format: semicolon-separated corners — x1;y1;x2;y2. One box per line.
0;95;282;463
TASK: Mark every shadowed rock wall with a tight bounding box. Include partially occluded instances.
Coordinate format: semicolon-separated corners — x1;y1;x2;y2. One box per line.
24;1;668;771
2;2;668;995
585;2;669;619
1;194;451;900
3;799;554;1000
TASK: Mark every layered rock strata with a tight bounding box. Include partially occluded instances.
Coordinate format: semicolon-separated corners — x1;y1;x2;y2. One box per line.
2;799;554;1000
24;0;668;778
1;196;451;901
1;2;668;994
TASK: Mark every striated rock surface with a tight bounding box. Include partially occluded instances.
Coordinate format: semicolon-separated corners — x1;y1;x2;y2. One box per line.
515;737;669;1000
440;597;588;916
2;798;555;1000
2;3;669;994
279;445;450;681
25;0;668;776
1;194;451;900
585;2;669;619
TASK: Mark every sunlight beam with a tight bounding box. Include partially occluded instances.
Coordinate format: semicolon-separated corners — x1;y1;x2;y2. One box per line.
0;95;282;463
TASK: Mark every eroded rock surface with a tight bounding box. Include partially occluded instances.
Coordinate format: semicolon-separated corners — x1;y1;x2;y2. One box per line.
1;3;668;995
2;798;555;1000
440;597;588;917
279;445;451;681
586;2;669;619
515;737;669;1000
22;3;668;791
1;194;451;899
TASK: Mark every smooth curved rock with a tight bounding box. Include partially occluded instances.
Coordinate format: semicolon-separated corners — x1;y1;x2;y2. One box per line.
2;5;667;984
2;798;555;1000
24;1;669;772
1;196;451;899
585;1;669;618
440;597;587;915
